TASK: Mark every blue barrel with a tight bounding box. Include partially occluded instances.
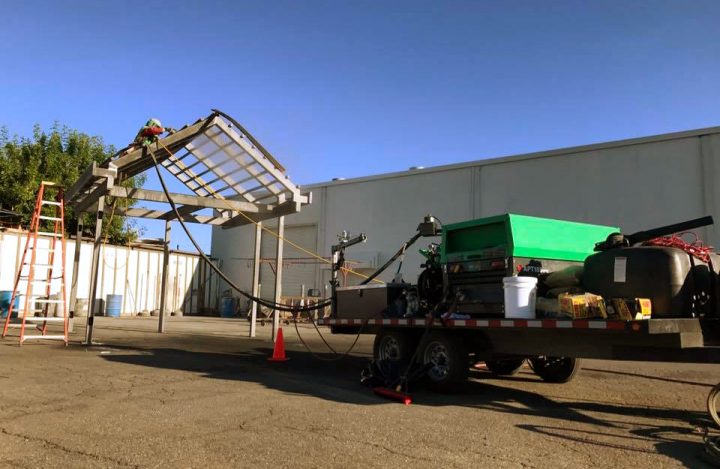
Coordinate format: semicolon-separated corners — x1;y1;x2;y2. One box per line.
0;291;19;319
219;297;236;318
105;294;123;318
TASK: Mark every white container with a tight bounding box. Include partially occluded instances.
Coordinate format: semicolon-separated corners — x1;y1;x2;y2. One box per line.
503;276;538;319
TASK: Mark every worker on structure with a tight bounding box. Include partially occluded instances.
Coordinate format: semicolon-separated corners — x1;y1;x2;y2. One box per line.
133;118;171;147
116;118;175;159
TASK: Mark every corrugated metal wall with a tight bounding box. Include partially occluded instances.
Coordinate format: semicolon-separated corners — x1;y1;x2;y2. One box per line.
0;229;218;316
211;128;720;295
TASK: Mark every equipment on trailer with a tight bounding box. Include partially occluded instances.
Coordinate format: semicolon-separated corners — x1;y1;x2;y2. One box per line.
584;216;719;318
440;214;617;317
324;212;720;398
2;182;69;345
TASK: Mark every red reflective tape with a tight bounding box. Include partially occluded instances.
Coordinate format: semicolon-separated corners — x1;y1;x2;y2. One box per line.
390;319;399;326
541;320;556;328
606;321;626;330
467;320;477;327
489;320;502;328
373;319;383;325
513;319;528;328
573;320;589;329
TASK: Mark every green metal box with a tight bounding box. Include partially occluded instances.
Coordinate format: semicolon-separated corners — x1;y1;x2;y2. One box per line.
441;214;619;264
440;214;618;316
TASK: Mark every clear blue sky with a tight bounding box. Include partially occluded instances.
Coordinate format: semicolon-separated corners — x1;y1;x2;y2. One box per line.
2;0;719;253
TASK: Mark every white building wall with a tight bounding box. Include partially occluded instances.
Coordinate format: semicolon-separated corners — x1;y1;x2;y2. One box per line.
211;127;720;300
0;230;215;316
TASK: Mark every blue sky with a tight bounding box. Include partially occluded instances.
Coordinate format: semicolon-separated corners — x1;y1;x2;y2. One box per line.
2;0;719;252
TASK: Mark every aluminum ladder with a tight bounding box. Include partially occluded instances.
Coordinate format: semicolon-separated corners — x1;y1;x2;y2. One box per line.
2;181;68;345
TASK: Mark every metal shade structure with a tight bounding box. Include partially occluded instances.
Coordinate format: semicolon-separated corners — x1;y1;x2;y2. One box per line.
66;110;310;342
67;110;310;226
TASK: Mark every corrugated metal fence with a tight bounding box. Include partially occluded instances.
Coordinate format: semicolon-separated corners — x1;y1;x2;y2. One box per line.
0;229;219;316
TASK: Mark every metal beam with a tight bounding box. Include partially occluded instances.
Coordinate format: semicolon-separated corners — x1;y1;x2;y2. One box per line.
111;117;218;179
158;220;170;333
107;186;261;213
66;163;117;203
112;208;234;225
68;222;83;333
272;216;284;342
221;198;303;229
70;174;115;213
163;204;202;221
84;197;105;345
250;221;261;338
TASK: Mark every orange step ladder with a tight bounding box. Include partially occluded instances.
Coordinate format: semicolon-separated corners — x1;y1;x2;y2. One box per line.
2;182;68;345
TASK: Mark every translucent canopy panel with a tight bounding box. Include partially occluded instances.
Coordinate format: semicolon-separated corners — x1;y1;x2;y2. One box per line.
66;110;309;227
162;116;296;209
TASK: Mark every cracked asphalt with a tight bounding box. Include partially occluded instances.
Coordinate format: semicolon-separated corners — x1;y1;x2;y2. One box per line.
0;316;718;468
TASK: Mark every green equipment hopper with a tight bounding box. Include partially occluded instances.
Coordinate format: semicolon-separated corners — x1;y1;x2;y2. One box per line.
442;213;618;263
440;214;618;316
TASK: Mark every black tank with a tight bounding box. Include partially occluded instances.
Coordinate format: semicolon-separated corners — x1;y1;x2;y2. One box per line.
583;246;720;318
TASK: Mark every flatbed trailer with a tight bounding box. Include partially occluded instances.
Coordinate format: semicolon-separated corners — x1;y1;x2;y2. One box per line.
322;213;720;427
319;316;720;395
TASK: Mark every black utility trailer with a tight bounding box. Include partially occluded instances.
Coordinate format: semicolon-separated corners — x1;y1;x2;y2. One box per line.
321;316;720;380
323;214;720;423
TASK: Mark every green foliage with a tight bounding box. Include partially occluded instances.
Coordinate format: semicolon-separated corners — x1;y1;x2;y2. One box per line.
0;123;145;243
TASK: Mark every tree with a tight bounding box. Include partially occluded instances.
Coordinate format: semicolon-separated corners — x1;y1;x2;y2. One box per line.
0;123;145;243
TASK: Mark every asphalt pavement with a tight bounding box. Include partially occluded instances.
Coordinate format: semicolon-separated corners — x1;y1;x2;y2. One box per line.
0;316;717;468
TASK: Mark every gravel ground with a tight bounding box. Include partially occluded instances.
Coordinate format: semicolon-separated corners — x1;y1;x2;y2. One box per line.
0;316;717;468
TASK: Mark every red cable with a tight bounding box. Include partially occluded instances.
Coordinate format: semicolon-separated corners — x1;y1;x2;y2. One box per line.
643;232;714;263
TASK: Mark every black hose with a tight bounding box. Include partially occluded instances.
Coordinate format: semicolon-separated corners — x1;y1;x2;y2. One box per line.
147;145;368;359
292;308;368;361
146;146;328;313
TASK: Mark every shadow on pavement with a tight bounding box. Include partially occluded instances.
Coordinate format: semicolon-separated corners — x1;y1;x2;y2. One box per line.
582;366;715;388
95;337;710;467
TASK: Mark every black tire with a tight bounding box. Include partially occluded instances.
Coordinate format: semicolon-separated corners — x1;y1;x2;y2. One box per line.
420;332;469;392
485;358;525;376
707;382;720;429
373;328;419;364
529;356;582;383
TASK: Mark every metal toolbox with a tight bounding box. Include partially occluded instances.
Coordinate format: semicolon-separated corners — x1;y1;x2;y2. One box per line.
335;284;409;319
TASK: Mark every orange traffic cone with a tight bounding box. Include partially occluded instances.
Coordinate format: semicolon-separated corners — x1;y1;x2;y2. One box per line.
268;327;289;362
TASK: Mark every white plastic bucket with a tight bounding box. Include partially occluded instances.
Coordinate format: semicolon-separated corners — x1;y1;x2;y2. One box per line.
503;276;538;319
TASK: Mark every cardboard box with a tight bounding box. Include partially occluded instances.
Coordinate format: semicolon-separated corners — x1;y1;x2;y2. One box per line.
607;298;652;320
558;293;607;319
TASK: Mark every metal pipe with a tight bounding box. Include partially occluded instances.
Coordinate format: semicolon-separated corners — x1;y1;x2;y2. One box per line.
626;216;714;245
272;217;285;342
158;220;170;333
250;221;262;338
84;196;105;345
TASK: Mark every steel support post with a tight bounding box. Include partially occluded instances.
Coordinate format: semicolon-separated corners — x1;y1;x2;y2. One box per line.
250;221;262;338
84;197;105;345
158;220;171;333
272;216;284;342
68;222;83;333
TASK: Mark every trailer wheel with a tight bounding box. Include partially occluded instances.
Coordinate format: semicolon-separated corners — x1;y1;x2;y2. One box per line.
707;382;720;428
373;328;418;364
529;356;581;383
485;358;525;376
421;332;469;392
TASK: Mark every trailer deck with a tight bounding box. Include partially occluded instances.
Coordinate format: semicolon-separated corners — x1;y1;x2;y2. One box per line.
319;317;720;363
